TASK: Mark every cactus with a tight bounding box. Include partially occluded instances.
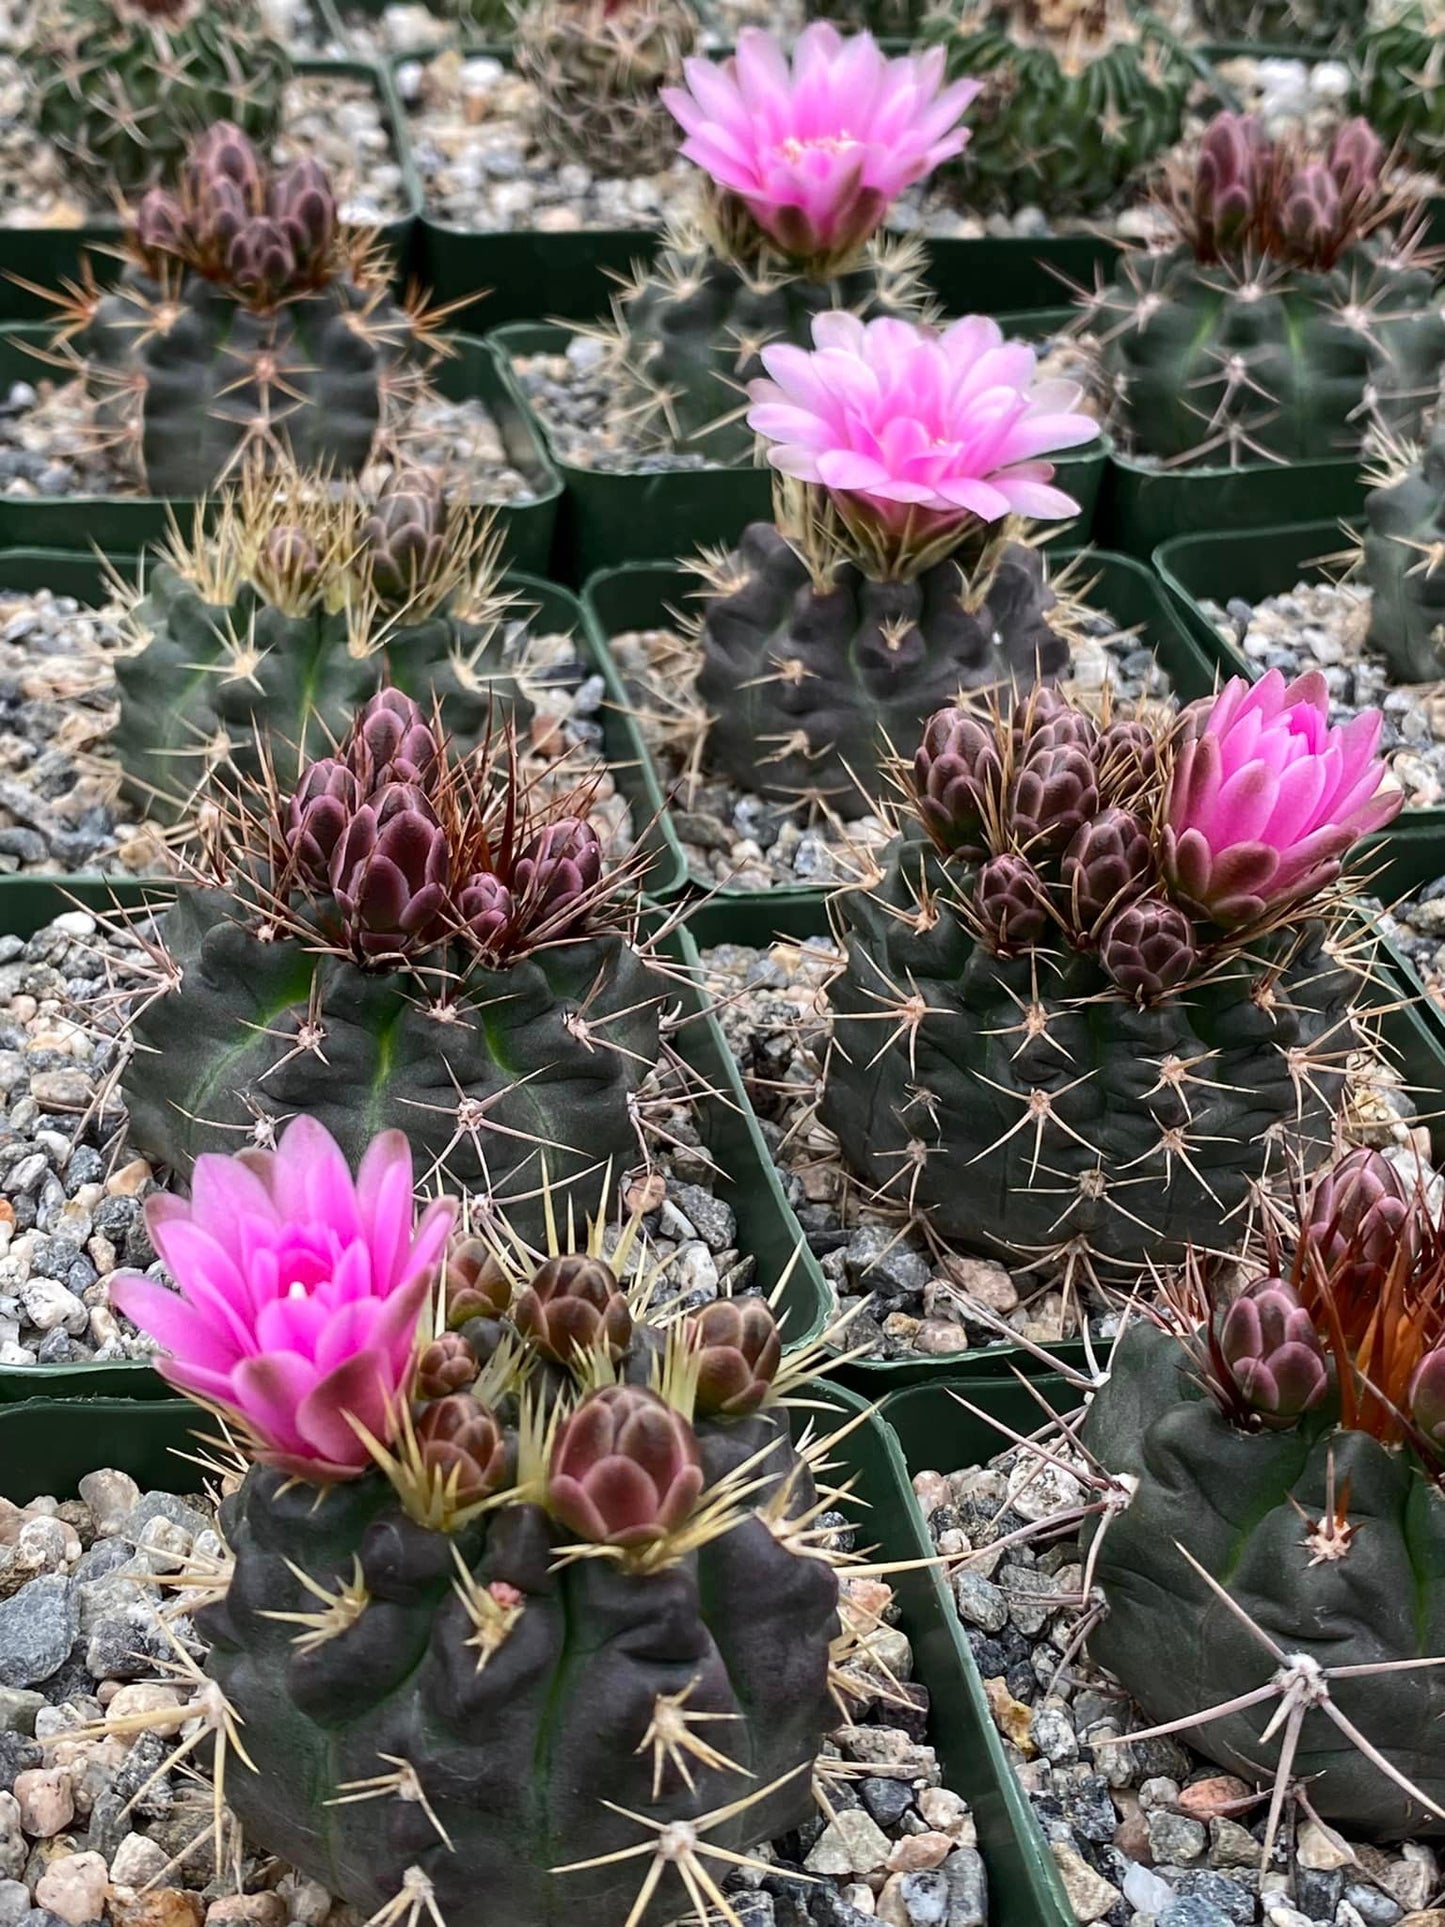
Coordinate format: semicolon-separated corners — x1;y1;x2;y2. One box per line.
1362;424;1445;684
121;699;664;1239
817;673;1398;1271
514;0;698;178
920;0;1192;218
1080;1150;1445;1836
53;123;443;498
25;0;287;197
111;465;533;825
1087;114;1445;467
1353;2;1445;174
1196;0;1365;39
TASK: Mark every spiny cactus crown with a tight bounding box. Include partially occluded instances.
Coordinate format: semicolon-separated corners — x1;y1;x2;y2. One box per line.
1169;112;1393;273
131;121;341;307
227;694;629;967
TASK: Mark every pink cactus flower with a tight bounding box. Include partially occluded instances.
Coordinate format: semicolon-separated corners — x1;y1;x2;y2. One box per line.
111;1118;454;1481
747;311;1098;567
1163;669;1402;929
663;23;978;262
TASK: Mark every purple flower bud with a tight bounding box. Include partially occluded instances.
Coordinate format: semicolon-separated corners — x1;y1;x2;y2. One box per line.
458;871;514;953
348;689;438;793
512;818;603;935
1304;1147;1415;1297
1220;1277;1329;1426
226;217;298;306
1409;1347;1445;1449
974;854;1050;955
1061;807;1155;940
287;758;361;888
329;782;451;959
1008;742;1100;853
1098;896;1196;1004
913;705;1002;857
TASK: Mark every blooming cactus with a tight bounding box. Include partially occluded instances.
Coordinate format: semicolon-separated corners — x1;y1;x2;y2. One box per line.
110;1118;454;1479
664;24;978;264
746;312;1098;573
1163;669;1402;929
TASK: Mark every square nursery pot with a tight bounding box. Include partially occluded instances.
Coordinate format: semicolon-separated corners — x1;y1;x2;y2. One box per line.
395;45;663;327
1153;516;1445;895
0;328;560;574
0;59;421;326
581;546;1219;911
0;1382;1059;1927
1097;450;1369;561
491;319;1109;588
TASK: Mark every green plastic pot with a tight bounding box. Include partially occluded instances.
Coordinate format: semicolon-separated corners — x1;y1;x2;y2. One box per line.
1097;449;1368;560
492;319;1108;586
582;547;1218;907
0;1383;1060;1927
0;59;420;327
0;328;559;572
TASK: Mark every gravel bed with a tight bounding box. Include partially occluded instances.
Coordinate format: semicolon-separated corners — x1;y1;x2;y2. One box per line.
399;51;698;232
511;337;716;473
1375;877;1445;1016
0;596;618;877
0;1462;987;1927
700;931;1432;1363
607;597;1172;891
0;70;405;230
0;376;536;506
1201;580;1445;812
914;1436;1442;1927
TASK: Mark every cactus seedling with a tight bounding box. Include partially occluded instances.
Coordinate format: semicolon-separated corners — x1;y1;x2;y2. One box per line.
686;309;1098;815
1086;114;1445;468
110;462;533;826
25;0;287;197
110;1124;849;1927
44;124;446;497
819;670;1401;1270
120;696;665;1240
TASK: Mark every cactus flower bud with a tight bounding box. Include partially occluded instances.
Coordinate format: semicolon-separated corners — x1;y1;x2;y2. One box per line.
269;156;335;270
1098;896;1196;1004
365;474;447;606
444;1239;513;1326
416;1331;480;1401
188;121;265;206
1328;117;1383;204
261;525;322;601
287;758;361;888
513;819;603;932
227;217;298;305
133;188;187;261
913;705;1002;856
1096;718;1157;804
1219;1278;1329;1425
413;1394;508;1505
1061;807;1155;940
974;854;1051;955
513;1253;633;1365
1192;112;1265;260
1409;1348;1445;1448
1304;1147;1415;1296
458;872;514;953
1009;742;1100;852
329;783;451;958
1014;687;1098;758
688;1298;782;1416
548;1385;704;1546
348;689;438;793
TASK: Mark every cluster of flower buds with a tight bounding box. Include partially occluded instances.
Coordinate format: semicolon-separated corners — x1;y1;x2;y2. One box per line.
908;668;1397;1005
282;690;605;963
133;122;337;305
1218;1277;1329;1427
364;472;451;606
1183;112;1388;274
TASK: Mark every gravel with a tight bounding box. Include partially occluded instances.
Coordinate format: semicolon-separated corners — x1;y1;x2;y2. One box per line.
915;1436;1443;1926
511;336;716;473
605;597;1172;891
0;70;406;229
0;1465;987;1927
699;928;1435;1362
1201;580;1445;812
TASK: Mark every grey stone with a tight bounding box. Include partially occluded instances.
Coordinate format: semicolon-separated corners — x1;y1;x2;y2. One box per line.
951;1570;1008;1634
860;1777;914;1828
1148;1809;1207;1865
0;1691;42;1736
85;1602;171;1681
666;1182;736;1252
844;1225;929;1307
893;1871;948;1925
1158;1901;1234;1927
1342;1886;1402;1927
942;1846;987;1926
0;1577;75;1688
1170;1872;1255;1924
0;1878;28;1927
121;1491;208;1545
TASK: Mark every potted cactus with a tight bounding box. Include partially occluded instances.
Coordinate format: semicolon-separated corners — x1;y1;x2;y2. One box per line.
818;668;1402;1273
513;0;698;180
1195;0;1365;36
118;692;666;1238
1353;1;1445;176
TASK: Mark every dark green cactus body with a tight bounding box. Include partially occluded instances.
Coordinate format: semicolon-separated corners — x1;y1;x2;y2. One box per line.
1353;8;1445;172
198;1403;838;1926
28;0;287;196
1198;0;1365;38
81;270;422;499
112;563;530;819
1081;1320;1445;1836
818;828;1355;1266
620;245;920;461
1095;244;1445;466
921;7;1191;217
123;887;663;1232
810;0;927;32
1363;423;1445;683
697;525;1067;817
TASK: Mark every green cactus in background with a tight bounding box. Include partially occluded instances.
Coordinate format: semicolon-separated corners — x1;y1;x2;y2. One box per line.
56;123;442;498
1196;0;1365;40
1081;1150;1445;1836
196;1211;842;1927
122;697;662;1237
111;467;534;825
514;0;698;177
1353;2;1445;174
25;0;287;197
1087;113;1445;468
1362;425;1445;685
818;682;1368;1271
919;0;1192;218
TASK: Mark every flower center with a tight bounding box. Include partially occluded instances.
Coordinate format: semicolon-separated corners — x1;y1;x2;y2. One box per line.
775;133;860;163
